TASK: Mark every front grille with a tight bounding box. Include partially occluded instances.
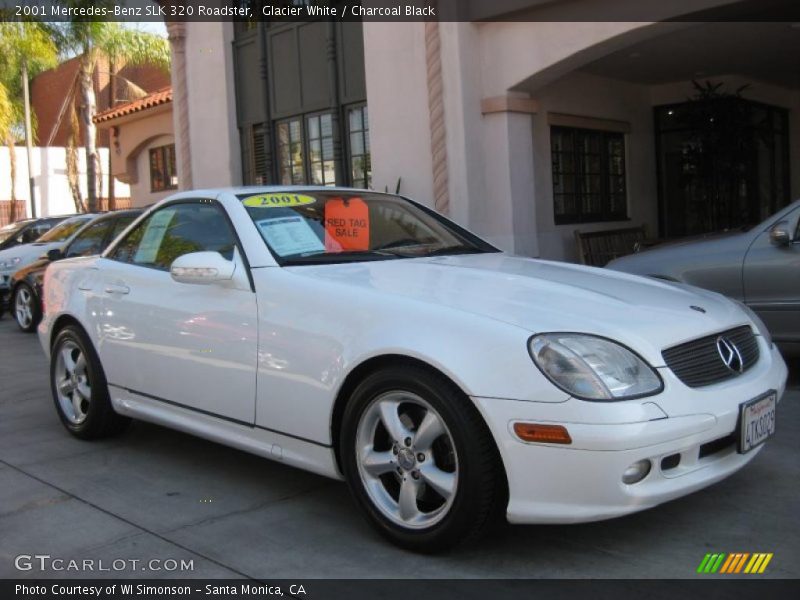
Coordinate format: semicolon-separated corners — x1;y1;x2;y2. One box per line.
699;433;737;459
662;325;759;388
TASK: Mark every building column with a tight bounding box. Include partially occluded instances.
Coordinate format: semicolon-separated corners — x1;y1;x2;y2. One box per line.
424;20;450;216
435;22;540;256
167;21;193;190
479;95;540;257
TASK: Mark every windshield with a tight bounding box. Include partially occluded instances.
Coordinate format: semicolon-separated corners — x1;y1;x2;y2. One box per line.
0;221;28;244
35;216;93;243
239;191;497;265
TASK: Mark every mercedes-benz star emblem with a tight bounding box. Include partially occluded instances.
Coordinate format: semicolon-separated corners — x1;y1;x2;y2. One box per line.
716;336;744;373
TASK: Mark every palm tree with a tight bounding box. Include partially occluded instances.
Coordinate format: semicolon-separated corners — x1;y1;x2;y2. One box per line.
51;5;170;211
0;21;57;221
0;83;16;219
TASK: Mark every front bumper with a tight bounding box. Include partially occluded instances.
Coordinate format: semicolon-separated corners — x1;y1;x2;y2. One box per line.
475;342;788;524
0;276;10;311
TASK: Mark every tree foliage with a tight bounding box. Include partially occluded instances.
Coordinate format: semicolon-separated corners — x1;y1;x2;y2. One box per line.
0;6;171;215
48;2;171;211
0;21;58;220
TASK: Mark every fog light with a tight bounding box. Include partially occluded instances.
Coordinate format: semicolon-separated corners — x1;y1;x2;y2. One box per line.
622;459;651;484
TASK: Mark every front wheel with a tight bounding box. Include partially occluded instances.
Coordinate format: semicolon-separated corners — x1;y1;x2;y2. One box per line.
13;283;41;333
340;366;505;552
50;325;130;439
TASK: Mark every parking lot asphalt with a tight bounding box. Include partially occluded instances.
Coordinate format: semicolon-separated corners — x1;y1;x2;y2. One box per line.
0;317;798;580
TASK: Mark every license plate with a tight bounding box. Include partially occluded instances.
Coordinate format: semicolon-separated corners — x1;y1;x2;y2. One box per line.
738;392;777;454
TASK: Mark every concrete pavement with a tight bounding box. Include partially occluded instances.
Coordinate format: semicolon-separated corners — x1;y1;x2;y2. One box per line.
0;318;798;579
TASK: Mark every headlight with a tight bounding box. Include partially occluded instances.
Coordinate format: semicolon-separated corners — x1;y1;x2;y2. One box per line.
0;256;21;270
529;334;663;401
734;301;773;348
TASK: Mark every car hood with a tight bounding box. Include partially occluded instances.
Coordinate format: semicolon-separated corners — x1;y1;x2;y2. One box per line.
291;253;750;366
645;229;744;250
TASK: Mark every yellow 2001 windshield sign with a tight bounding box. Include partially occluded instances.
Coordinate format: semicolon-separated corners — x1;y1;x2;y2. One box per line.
243;193;316;208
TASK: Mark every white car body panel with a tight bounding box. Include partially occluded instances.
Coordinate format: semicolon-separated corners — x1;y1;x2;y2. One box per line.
38;188;789;524
87;252;257;424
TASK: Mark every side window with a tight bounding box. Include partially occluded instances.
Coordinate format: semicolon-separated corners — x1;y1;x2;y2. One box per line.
794;209;800;242
108;216;137;242
65;220;113;258
110;202;237;270
22;227;41;243
29;220;57;241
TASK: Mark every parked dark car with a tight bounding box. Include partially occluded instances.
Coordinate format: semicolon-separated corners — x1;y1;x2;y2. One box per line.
608;199;800;352
0;216;68;252
0;216;74;318
9;209;142;332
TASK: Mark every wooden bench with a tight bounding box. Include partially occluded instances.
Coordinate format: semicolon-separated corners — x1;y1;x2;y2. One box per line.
574;225;647;267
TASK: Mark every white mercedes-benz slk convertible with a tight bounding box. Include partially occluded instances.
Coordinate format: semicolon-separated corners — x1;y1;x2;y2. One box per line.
39;187;788;551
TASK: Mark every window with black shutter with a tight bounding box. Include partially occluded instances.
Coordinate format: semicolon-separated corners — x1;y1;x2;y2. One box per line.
551;126;628;224
149;144;178;193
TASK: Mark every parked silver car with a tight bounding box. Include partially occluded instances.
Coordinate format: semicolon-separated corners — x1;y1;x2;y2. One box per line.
608;199;800;352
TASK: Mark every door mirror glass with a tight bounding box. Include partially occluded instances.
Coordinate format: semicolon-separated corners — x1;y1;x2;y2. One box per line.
170;251;235;285
769;221;792;246
47;248;63;261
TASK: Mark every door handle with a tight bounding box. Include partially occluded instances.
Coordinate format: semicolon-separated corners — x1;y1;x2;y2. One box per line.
104;284;130;295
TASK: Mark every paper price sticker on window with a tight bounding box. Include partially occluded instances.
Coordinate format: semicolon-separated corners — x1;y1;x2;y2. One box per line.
134;208;176;264
325;197;370;251
257;216;324;257
243;193;317;208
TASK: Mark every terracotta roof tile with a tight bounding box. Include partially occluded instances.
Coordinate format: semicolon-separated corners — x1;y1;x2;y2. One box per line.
94;86;172;123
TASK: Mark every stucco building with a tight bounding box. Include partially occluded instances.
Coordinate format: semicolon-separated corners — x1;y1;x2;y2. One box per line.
169;0;800;262
31;54;171;148
94;87;176;208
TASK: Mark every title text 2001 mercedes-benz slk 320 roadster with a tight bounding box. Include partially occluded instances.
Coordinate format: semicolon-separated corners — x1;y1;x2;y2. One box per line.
39;188;787;551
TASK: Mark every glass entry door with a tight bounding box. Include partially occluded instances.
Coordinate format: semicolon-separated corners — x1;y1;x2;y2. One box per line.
654;99;790;238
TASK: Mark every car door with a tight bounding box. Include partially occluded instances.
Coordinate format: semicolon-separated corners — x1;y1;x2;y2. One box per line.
742;204;800;343
92;200;258;424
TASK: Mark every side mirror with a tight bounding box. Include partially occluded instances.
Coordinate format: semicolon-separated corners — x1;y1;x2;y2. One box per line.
47;248;63;261
769;221;792;246
170;251;235;285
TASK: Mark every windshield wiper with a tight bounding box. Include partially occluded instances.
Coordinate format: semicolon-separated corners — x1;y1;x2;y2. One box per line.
419;245;489;256
282;250;401;265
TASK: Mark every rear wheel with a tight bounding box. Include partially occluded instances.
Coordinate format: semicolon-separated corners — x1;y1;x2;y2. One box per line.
13;283;40;333
340;365;505;552
50;325;130;439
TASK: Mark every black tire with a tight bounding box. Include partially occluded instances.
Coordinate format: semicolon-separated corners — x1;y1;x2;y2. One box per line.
50;325;130;440
12;282;41;333
340;365;506;552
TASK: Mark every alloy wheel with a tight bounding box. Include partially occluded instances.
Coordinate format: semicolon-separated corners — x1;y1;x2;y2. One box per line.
356;391;459;529
14;286;34;329
54;340;92;424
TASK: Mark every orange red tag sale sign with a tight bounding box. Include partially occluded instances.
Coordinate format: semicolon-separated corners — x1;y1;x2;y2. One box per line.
324;197;370;251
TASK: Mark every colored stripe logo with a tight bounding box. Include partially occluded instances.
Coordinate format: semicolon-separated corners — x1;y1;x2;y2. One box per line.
697;553;773;574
